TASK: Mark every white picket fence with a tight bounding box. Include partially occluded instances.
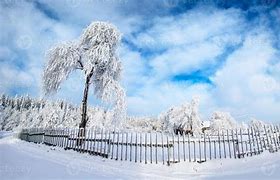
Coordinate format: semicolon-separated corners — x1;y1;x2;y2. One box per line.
19;125;280;165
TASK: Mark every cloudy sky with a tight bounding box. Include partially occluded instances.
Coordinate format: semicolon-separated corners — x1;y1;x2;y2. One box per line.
1;0;280;122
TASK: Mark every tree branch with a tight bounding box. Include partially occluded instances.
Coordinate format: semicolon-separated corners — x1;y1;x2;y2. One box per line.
77;60;84;70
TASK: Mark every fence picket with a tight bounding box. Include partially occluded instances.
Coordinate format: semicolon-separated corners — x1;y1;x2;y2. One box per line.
218;131;221;159
172;133;175;163
121;131;124;161
214;139;216;159
161;133;164;165
145;133;147;164
271;125;278;152
167;135;170;166
235;129;240;158
231;130;236;159
227;130;231;158
188;133;191;162
193;139;196;162
183;132;186;162
150;132;153;164
135;132;138;163
222;131;226;159
177;133;180;163
239;129;244;158
156;133;158;164
92;129;96;154
208;134;212;160
100;129;103;155
140;133;142;163
199;138;201;162
125;133;128;161
130;132;133;162
116;131;120;160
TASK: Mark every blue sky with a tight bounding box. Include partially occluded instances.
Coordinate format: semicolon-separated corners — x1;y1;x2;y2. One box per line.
1;0;280;122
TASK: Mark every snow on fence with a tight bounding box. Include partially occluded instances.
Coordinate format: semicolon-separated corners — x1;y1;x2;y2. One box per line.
18;125;280;165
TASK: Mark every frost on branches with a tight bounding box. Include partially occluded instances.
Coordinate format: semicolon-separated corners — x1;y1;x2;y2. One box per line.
159;98;202;136
43;22;126;129
209;111;238;133
0;94;114;130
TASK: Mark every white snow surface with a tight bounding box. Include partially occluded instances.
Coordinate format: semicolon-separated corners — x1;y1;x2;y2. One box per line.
1;131;280;180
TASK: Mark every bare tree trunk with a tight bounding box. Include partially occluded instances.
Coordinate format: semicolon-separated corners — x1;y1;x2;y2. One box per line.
79;68;94;129
78;68;94;145
80;77;90;129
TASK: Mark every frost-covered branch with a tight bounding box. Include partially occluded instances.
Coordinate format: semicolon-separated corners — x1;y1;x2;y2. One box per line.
43;42;80;94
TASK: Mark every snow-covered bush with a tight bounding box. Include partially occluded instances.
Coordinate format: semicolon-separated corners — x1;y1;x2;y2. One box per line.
125;116;162;132
209;111;238;133
159;98;202;136
249;118;266;132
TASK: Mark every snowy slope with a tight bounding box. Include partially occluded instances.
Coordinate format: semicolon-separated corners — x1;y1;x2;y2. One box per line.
1;131;280;179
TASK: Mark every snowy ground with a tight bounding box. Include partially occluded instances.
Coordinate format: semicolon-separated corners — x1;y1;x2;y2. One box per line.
1;131;280;180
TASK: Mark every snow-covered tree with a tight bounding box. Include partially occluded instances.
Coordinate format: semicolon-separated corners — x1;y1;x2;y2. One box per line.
209;111;238;133
159;98;202;136
43;21;126;129
249;118;266;132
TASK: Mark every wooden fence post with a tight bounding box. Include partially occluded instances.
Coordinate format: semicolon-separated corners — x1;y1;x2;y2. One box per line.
199;138;201;162
254;127;260;154
82;128;86;152
239;129;244;158
99;129;103;155
203;132;206;162
183;132;186;162
107;130;111;158
172;133;175;163
214;139;216;159
156;133;158;164
275;125;280;148
103;130;107;156
264;125;269;150
188;133;191;162
87;128;92;153
193;139;196;162
218;131;221;159
93;129;97;154
116;131;120;160
227;130;231;158
161;132;164;165
130;132;133;162
235;129;240;158
121;131;124;161
208;134;212;160
231;130;236;159
150;132;153;164
251;127;257;155
145;133;147;164
135;132;138;163
271;125;278;152
247;128;252;156
167;135;170;166
124;132;128;161
257;127;263;153
177;133;180;163
68;129;72;149
222;131;226;159
140;133;142;163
